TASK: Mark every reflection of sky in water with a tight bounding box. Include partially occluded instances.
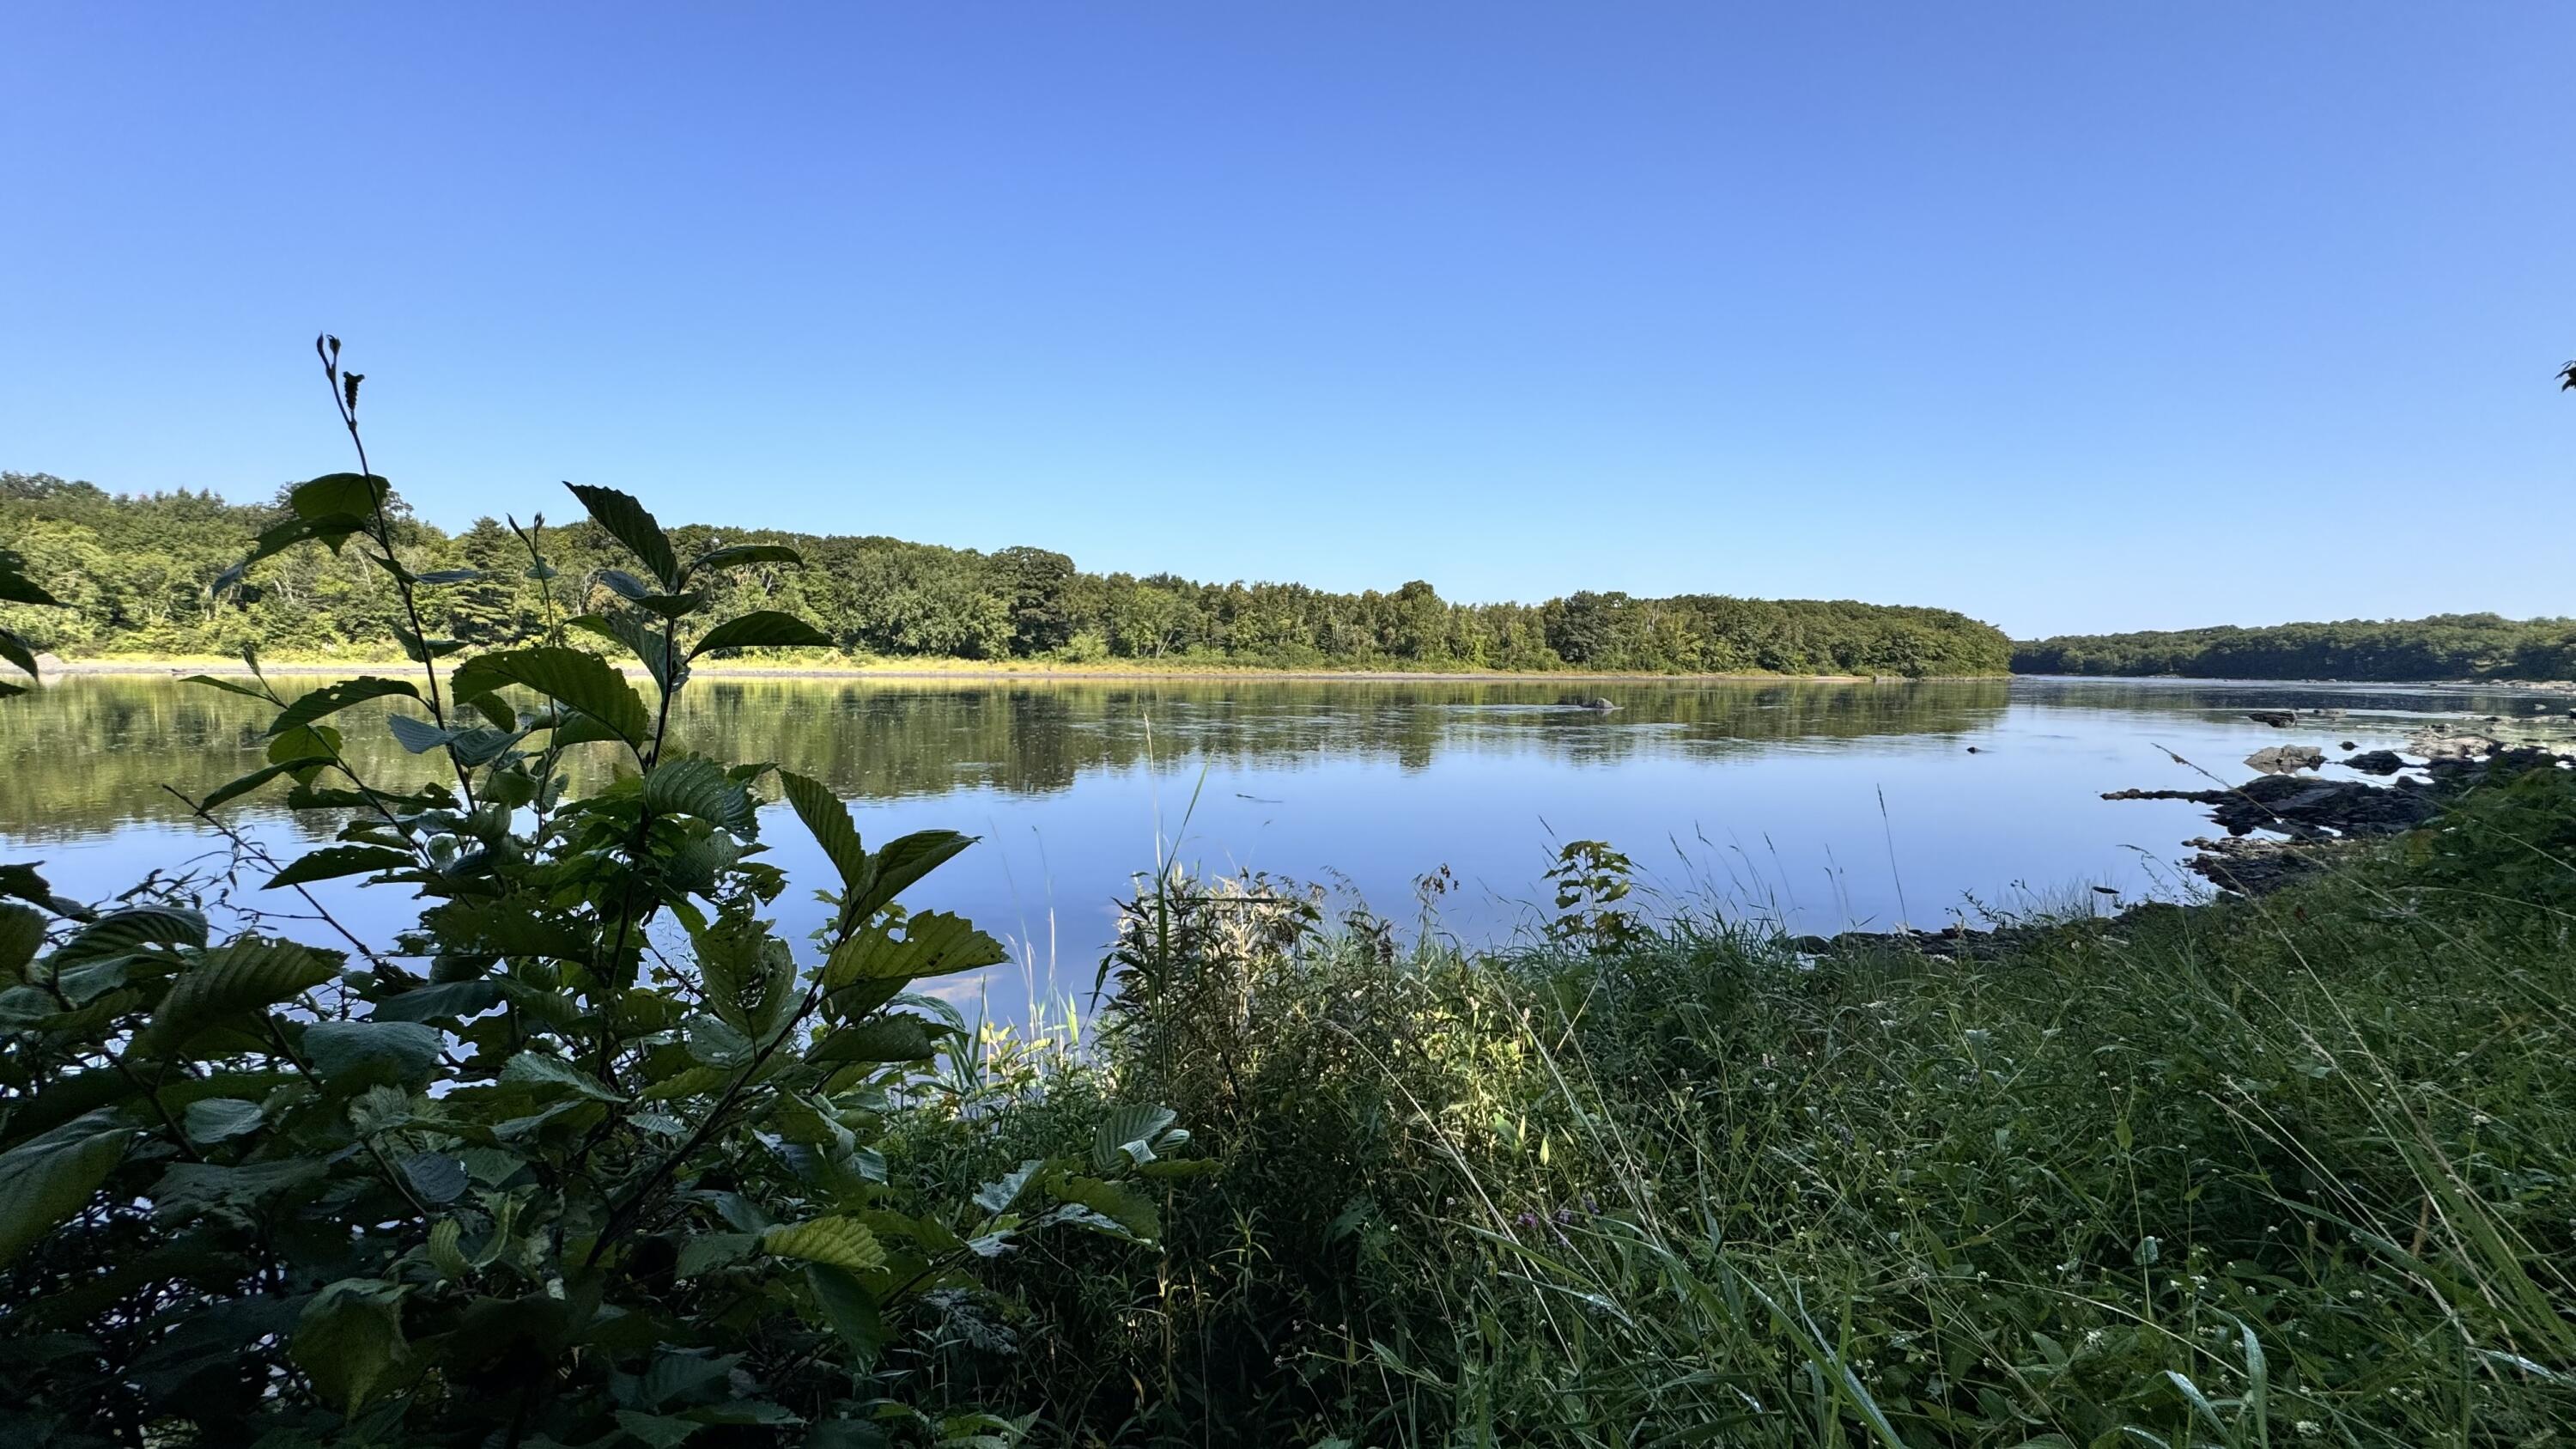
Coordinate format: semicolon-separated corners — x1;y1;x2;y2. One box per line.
3;676;2545;1014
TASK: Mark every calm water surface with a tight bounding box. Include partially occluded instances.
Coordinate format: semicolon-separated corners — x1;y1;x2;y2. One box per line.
0;674;2527;1006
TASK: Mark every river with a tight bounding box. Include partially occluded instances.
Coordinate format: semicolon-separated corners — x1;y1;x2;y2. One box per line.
0;673;2532;1010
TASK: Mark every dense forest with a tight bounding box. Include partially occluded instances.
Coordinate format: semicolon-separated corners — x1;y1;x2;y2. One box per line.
0;471;2009;676
2014;614;2576;681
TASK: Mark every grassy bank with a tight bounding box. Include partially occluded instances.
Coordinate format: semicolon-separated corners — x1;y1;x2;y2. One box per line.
896;757;2576;1445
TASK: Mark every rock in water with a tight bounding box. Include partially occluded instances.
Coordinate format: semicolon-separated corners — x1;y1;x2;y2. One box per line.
2342;749;2406;776
2245;745;2325;775
2245;710;2296;728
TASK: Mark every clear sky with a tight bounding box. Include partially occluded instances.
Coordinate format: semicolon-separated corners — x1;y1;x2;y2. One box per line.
2;4;2567;638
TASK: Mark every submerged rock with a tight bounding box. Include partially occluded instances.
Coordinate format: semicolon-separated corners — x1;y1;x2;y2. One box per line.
2245;710;2297;728
2408;728;2501;761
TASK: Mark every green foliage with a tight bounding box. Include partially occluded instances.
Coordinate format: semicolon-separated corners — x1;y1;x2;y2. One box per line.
0;469;2013;677
1540;837;1639;950
939;782;2576;1444
2015;612;2576;680
0;362;1189;1447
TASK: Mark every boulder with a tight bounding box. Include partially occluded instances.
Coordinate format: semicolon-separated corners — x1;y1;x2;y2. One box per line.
2342;749;2406;776
2245;745;2324;776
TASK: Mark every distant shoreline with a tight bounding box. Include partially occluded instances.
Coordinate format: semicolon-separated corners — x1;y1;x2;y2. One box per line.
31;656;1999;686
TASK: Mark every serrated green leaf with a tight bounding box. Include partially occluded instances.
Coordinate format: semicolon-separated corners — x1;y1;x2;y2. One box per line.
214;514;326;596
424;1218;471;1281
973;1160;1043;1215
385;713;459;753
198;758;332;811
805;1264;886;1363
761;1217;884;1273
567;483;682;588
181;1098;265;1144
779;772;867;898
641;1350;738;1408
370;980;505;1023
1047;1176;1160;1242
823;911;1005;989
287;473;389;546
151;1157;326;1224
807;1015;939;1065
392;624;466;663
451;646;650;746
676;1233;757;1279
400;1152;469;1204
641;1065;732;1100
53;905;207;966
302;1020;443;1088
569;611;677;691
641;755;756;832
292;1278;412;1416
0;904;42;983
689;544;804;575
143;938;339;1054
501;1050;626;1101
690;611;830;660
1092;1105;1181;1172
264;844;415;890
267;722;343;778
0;1110;133;1266
179;673;276;703
347;1083;412;1135
267;676;422;736
685;1013;753;1068
848;831;975;922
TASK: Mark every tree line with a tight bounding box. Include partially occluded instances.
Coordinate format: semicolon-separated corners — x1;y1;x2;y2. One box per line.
2014;614;2576;681
0;472;2011;676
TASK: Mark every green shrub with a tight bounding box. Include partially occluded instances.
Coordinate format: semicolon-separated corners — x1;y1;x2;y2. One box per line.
0;345;1191;1448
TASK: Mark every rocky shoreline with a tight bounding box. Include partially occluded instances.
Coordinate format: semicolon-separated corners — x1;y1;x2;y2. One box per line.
1801;727;2573;958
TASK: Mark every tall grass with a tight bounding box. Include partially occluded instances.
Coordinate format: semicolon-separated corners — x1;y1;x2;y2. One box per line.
888;759;2576;1446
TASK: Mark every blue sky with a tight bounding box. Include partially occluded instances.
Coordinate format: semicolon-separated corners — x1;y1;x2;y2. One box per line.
2;4;2567;637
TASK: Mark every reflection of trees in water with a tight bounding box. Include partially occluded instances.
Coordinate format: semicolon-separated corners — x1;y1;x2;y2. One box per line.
3;677;2012;835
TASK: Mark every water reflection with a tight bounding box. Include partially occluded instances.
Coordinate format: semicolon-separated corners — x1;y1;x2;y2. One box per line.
0;673;2533;1001
0;676;2014;834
